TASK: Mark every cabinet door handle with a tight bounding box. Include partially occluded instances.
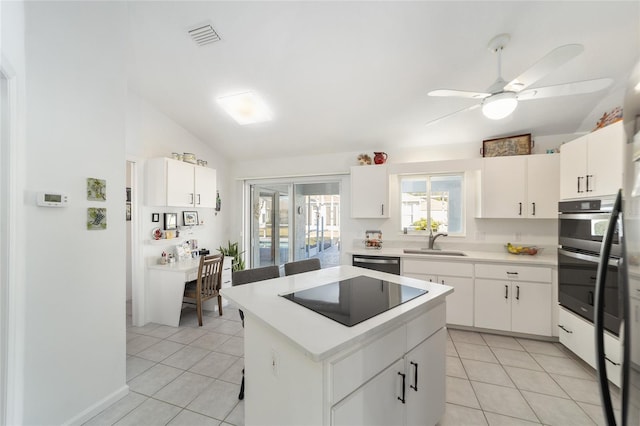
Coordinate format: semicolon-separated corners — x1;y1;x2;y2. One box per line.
605;355;621;366
559;324;573;334
577;176;583;193
518;202;522;216
441;279;445;285
586;175;593;192
504;285;509;299
381;204;384;216
506;271;518;276
410;361;418;391
516;285;520;300
397;372;406;404
189;193;194;204
197;194;201;205
532;202;536;216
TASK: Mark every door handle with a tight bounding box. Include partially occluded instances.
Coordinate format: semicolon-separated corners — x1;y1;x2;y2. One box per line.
605;355;621;366
381;204;384;216
196;194;201;205
190;193;194;204
505;285;509;299
586;175;593;192
518;202;522;216
397;372;406;403
577;176;583;193
516;285;520;300
532;202;536;216
410;361;418;391
559;324;573;334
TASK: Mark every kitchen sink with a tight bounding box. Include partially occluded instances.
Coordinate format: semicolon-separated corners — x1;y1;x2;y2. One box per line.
403;249;467;256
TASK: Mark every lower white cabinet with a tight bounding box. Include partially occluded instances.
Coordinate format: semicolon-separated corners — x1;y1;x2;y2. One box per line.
558;307;621;387
474;263;552;336
332;328;446;426
403;259;474;327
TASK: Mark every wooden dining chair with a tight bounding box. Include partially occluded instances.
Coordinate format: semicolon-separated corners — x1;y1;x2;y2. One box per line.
283;258;321;276
183;254;224;326
232;265;280;400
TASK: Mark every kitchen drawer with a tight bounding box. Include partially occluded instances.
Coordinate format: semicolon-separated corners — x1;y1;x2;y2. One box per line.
558;307;621;386
475;263;551;283
403;259;473;277
406;301;445;352
331;324;406;403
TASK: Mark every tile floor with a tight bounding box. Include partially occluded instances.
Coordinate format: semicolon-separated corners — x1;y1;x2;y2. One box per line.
84;304;619;425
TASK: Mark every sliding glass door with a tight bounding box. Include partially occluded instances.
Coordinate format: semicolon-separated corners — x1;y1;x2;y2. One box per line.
249;179;341;268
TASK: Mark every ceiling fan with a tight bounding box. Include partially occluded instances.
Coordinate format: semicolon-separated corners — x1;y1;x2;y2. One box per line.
426;33;612;125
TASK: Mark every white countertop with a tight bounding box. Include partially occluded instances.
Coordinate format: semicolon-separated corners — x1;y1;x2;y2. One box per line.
349;247;557;266
220;265;453;362
147;257;201;272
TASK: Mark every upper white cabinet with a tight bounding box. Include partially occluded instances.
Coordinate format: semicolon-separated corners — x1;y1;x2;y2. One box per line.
481;154;559;218
351;165;389;218
560;121;623;200
146;157;217;208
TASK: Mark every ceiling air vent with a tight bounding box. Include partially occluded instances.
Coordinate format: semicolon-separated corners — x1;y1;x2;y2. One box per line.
188;24;221;46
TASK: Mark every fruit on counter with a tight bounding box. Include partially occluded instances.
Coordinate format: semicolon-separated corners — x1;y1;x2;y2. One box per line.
507;243;519;254
506;243;539;255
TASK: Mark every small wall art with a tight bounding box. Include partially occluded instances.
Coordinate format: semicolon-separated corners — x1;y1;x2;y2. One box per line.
126;187;131;202
87;178;106;201
87;208;107;230
482;134;532;157
183;211;198;226
152;213;160;223
126;203;131;221
164;212;178;230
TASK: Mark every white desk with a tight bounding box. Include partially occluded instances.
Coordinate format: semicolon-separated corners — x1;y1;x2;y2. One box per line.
147;256;232;327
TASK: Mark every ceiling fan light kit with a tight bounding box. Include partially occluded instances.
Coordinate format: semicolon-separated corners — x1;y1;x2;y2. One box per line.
482;92;518;120
426;33;612;125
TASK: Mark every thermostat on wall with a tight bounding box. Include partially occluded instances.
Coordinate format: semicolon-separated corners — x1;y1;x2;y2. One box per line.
37;192;69;207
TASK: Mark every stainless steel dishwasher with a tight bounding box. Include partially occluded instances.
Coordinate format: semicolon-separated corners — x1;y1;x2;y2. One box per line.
352;255;401;275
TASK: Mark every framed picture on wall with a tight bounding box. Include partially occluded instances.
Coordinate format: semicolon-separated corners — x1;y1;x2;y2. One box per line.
164;213;178;230
183;211;198;226
126;203;131;221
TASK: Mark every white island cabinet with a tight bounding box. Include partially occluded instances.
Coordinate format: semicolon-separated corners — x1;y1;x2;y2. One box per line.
221;266;452;426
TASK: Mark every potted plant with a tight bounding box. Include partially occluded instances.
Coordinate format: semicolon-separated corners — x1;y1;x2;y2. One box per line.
218;240;245;272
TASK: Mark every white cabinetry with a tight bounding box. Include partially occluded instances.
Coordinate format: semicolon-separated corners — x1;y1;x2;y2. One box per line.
242;299;447;426
481;154;559;218
475;263;552;336
560;121;623;200
146;157;217;208
558;307;621;387
332;306;446;426
351;165;389;218
403;259;474;327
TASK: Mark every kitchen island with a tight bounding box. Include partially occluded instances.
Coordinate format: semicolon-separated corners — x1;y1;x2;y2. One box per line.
221;265;452;426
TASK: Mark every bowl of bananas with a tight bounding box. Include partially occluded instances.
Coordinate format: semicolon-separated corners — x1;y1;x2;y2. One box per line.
505;243;541;255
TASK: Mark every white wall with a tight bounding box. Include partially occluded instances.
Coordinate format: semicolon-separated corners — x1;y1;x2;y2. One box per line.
14;2;129;424
231;140;563;265
126;93;231;260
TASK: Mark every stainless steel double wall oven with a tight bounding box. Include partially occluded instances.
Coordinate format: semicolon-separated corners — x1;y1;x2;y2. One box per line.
558;198;622;335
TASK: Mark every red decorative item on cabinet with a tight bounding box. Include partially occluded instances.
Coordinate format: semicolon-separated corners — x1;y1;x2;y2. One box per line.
373;152;388;164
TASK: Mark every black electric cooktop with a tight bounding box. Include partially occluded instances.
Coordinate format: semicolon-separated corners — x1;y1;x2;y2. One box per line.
280;275;428;327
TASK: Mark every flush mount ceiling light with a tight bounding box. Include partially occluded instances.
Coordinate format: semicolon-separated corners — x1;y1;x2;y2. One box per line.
482;91;518;120
216;91;272;125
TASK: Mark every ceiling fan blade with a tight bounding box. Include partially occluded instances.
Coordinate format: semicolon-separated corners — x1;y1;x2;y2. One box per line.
428;89;490;99
504;44;584;92
425;104;480;127
517;78;613;101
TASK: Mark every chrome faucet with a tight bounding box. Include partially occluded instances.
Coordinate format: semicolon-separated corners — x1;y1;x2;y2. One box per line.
428;229;448;250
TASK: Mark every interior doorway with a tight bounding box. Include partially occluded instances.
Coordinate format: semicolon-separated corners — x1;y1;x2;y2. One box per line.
248;179;341;269
126;159;143;326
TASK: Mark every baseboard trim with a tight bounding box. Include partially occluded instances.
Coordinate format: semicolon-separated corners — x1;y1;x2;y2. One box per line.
62;384;129;426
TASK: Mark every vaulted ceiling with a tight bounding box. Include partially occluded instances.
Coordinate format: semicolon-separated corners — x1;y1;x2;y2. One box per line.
126;1;640;161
